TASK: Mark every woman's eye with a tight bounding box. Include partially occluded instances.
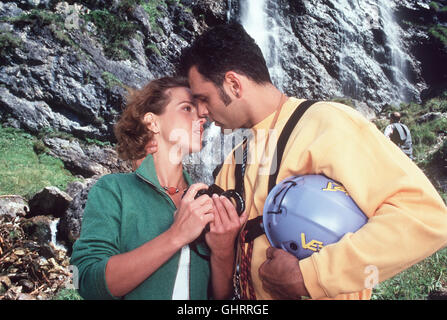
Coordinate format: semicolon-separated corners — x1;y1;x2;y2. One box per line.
183;106;192;112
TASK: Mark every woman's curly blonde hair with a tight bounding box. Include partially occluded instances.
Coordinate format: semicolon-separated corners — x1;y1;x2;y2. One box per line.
114;77;189;161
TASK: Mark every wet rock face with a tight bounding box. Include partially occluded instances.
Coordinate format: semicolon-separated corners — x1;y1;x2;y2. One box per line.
0;0;220;144
235;0;445;111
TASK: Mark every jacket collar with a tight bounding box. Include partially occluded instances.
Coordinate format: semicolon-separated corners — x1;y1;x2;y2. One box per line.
135;154;193;190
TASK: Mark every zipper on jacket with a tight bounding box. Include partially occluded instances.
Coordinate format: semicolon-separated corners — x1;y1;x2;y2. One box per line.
136;172;177;210
137;171;192;299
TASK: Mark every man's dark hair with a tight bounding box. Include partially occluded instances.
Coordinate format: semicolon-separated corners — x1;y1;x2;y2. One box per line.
178;22;272;95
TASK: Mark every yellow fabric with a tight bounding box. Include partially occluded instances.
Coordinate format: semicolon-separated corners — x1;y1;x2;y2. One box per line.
215;97;447;300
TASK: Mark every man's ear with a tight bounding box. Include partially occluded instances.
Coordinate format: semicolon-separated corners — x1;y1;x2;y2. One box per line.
143;112;160;134
224;71;242;98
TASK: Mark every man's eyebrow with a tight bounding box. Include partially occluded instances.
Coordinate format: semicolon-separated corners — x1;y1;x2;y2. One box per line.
193;94;206;100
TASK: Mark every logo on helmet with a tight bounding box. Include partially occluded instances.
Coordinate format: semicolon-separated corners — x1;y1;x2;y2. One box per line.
322;181;349;196
301;233;324;252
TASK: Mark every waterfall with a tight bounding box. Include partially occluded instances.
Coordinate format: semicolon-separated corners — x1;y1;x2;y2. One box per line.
335;0;364;99
332;0;410;104
378;0;409;103
183;123;223;185
49;218;66;251
240;0;285;90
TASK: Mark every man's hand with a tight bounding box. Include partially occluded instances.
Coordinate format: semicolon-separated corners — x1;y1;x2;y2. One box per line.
206;195;249;255
258;247;310;300
205;195;249;299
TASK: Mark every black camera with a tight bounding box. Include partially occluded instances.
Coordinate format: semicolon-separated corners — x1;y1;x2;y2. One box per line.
193;184;245;216
183;184;245;243
182;183;245;234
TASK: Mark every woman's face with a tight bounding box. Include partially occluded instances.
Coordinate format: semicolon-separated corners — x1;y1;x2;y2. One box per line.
154;86;205;156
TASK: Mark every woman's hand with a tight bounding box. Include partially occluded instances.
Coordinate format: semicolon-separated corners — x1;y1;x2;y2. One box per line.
169;183;215;247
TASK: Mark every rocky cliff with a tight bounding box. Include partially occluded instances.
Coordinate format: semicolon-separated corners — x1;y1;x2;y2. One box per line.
1;0;447;300
233;0;447;111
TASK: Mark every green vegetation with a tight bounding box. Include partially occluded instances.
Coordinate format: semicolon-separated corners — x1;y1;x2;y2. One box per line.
52;288;83;300
372;247;447;300
146;43;162;57
141;0;167;34
101;71;124;89
1;9;76;48
429;1;447;12
377;95;447;164
0;125;78;199
82;9;138;60
0;30;22;58
429;24;447;47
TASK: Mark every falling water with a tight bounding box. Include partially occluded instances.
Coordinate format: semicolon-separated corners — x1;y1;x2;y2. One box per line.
378;0;408;102
240;0;285;90
49;218;66;251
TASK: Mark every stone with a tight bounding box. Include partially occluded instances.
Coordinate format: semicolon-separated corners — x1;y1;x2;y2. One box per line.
28;187;72;218
21;216;52;245
43;137;132;178
417;112;443;124
0;195;29;218
18;279;34;293
39;243;56;259
58;178;98;250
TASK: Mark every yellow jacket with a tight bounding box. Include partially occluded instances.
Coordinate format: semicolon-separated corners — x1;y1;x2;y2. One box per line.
215;98;447;300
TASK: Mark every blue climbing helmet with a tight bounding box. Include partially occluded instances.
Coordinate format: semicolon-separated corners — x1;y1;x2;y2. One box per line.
263;175;368;260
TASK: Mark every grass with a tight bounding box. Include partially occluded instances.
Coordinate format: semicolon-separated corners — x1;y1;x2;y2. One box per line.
52;288;83;300
0;125;78;199
429;24;447;47
0;30;23;58
372;247;447;300
81;9;138;60
101;71;124;89
376;95;447;164
141;0;167;34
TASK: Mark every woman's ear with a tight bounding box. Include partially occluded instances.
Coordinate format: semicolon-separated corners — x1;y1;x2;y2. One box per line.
143;112;160;134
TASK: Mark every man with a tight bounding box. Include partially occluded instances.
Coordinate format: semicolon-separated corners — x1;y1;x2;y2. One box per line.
384;112;413;159
151;23;447;300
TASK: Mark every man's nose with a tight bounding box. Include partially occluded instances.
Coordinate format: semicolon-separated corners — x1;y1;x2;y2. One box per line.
197;101;209;118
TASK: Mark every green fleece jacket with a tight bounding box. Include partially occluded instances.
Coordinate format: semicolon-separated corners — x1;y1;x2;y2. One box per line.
70;154;211;300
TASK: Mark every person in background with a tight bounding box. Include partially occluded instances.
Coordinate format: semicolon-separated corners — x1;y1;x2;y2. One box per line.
70;77;248;300
384;111;413;159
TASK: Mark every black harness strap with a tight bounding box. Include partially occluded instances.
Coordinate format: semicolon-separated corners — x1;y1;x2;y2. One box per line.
267;100;319;195
244;100;319;243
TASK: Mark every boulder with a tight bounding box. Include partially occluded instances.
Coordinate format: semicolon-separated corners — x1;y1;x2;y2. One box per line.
57;178;98;251
43;137;132;178
0;195;29;218
28;186;72;218
21;215;52;245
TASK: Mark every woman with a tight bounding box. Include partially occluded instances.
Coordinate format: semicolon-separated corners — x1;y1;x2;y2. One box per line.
70;77;247;300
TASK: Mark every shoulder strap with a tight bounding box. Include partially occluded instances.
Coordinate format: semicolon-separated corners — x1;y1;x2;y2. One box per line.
244;100;319;243
267;100;319;194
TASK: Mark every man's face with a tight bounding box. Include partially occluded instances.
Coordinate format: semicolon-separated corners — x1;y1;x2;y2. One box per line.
187;66;235;131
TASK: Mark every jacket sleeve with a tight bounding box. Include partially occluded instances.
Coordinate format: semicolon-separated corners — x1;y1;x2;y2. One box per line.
294;104;447;299
70;177;122;300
